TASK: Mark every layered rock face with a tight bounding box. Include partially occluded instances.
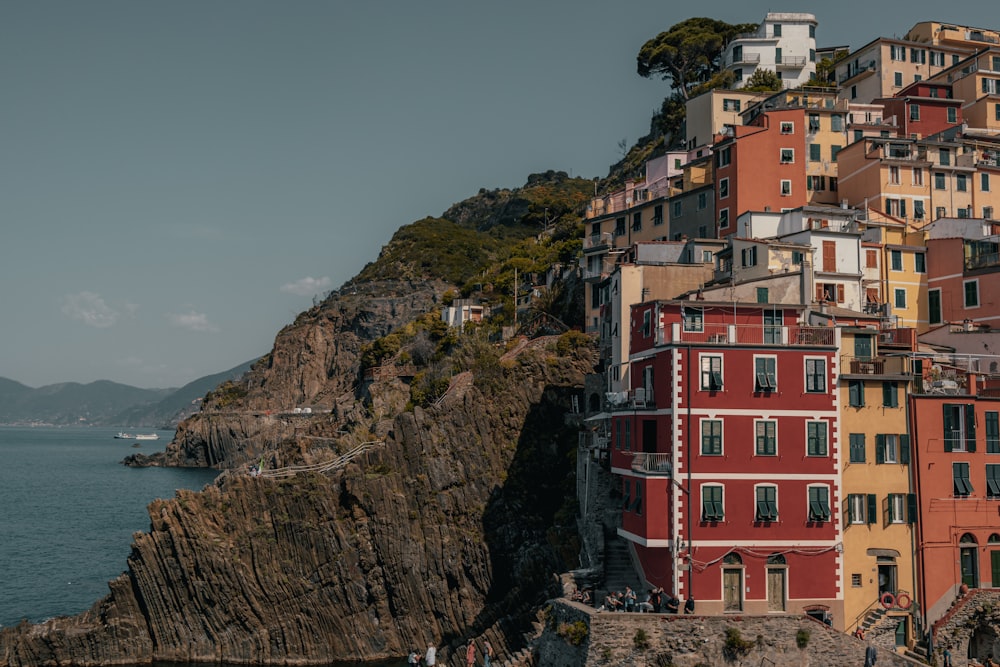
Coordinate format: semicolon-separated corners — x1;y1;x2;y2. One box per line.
0;334;592;666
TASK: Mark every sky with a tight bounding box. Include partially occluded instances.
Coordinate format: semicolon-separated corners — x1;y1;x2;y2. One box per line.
0;2;988;389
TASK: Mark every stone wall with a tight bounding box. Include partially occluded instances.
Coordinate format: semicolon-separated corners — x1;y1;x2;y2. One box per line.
932;589;1000;666
537;600;922;667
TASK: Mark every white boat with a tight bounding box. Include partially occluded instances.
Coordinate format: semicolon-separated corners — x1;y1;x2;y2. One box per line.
115;432;160;440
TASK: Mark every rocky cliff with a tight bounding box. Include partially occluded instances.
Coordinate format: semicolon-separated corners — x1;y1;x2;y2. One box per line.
0;334;593;666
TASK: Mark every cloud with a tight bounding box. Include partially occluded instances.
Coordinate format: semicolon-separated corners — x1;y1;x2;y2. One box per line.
166;310;220;333
280;276;332;296
61;291;119;328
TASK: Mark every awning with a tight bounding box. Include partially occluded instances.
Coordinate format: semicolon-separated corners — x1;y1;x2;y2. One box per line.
584;412;611;422
866;548;901;558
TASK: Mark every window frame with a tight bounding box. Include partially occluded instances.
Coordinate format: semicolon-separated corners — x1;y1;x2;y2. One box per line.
965;279;980;308
700;354;724;391
754;355;777;392
780;148;795;164
702;484;725;521
683;306;704;332
808;485;831;522
755;484;778;522
806;421;829;457
754;419;778;457
805;357;826;393
701;418;723;456
849;433;866;463
953;461;973;497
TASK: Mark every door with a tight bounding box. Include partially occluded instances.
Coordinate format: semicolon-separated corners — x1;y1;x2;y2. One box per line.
767;568;786;611
962;547;980;588
991;551;1000;587
878;563;898;596
642;420;657;454
723;568;743;611
763;310;782;344
894;618;907;647
855;335;873;360
822;240;837;272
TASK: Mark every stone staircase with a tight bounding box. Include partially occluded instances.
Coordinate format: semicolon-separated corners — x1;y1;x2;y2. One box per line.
601;532;642;599
902;638;929;664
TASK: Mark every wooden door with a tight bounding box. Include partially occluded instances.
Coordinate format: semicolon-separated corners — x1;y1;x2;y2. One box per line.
723;568;742;611
767;568;786;612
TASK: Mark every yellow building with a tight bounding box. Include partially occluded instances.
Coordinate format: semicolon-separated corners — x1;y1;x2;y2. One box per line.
838;327;917;645
858;215;929;331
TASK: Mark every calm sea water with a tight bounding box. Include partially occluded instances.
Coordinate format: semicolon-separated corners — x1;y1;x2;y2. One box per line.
0;426;407;666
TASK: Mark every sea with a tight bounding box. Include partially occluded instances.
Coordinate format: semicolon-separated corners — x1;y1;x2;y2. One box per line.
0;425;407;667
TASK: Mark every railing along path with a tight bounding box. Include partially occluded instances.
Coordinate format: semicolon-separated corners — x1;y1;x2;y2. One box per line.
256;441;380;479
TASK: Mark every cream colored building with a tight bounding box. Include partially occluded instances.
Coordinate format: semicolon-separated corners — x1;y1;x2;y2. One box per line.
684;89;764;151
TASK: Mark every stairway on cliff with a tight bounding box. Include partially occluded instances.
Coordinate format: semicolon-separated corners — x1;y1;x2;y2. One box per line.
601;531;641;600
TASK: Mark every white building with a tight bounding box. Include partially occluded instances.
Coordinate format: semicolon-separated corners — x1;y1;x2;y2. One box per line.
722;13;818;90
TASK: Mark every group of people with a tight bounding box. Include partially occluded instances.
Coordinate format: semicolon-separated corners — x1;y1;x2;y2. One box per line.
594;585;693;614
406;639;493;666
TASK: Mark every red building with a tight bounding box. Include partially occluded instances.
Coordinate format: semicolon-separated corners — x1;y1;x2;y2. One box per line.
910;374;1000;626
876;81;962;140
714;108;808;237
610;300;843;622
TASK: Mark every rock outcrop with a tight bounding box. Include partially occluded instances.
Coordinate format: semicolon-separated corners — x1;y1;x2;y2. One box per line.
0;335;593;666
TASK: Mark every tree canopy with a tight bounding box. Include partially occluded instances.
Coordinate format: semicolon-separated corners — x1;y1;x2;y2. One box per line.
637;17;758;99
742;68;783;92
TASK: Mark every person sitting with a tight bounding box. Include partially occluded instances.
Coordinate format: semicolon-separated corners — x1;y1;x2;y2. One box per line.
638;590;655;613
664;595;680;614
650;586;663;612
854;626;865;640
684;597;695;614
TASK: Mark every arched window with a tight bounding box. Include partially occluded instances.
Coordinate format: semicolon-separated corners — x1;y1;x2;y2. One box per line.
989;534;1000;545
767;553;787;565
961;533;979;545
723;552;743;565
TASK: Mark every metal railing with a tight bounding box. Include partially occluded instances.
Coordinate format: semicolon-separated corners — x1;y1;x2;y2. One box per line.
630;452;673;476
656;323;835;347
256;442;381;479
841;355;909;376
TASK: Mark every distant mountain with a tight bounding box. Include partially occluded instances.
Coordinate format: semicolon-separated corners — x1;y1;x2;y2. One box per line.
111;360;257;428
0;360;256;427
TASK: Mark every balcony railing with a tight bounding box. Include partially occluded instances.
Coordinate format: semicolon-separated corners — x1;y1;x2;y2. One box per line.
656;323;836;347
777;56;807;68
630;452;673;476
841;355;909;376
966;252;1000;271
726;52;761;66
583;232;614;251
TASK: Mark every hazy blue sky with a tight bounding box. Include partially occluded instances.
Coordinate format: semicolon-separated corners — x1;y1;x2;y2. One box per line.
0;2;987;389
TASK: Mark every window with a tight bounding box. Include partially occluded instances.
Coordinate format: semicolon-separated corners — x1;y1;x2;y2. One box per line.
988;412;1000;453
948;107;957;123
943;403;976;452
807;421;828;456
809;25;815;38
773;23;781;37
703;250;713;262
701;419;723;456
734;68;743;82
808;114;820;133
914;253;926;273
954;462;973;497
984;173;991;192
624;420;631;451
935;172;946;190
957;174;968;192
866;249;878;268
988;465;1000;498
756;287;769;304
700;355;723;391
780;148;794;164
755;420;777;456
805;358;826;393
910;104;920;121
719;177;729;198
653;204;663;225
632;479;642;514
889;165;900;184
717;146;731;167
894;72;903;87
936;206;947;219
910;48;926;64
913;168;924;186
742;245;758;267
755;357;777;392
888;493;906;523
642;310;652;338
890;249;903;270
986;206;995;219
849;433;866;463
719;208;730;229
810;144;821;161
780;180;792;196
831;145;842;162
807;175;826;191
683;307;703;332
673;201;682;217
940;148;951;166
614;217;626;236
890;45;905;61
780;121;794;134
756;485;778;521
831;115;843;132
883;381;898;408
914;200;925;219
931;51;945;66
702;485;724;520
631;211;642;231
810;48;816;63
698;192;707;210
723;98;741;112
809;486;831;521
965;280;980;308
875;434;909;464
852;573;863;587
894;288;906;309
847;493;875;524
849;380;865;407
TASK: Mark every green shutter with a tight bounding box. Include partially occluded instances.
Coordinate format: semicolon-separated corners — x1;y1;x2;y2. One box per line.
867;494;878;524
900;434;911;464
907;493;917;524
968;405;977;452
944;404;954;452
876;434;886;464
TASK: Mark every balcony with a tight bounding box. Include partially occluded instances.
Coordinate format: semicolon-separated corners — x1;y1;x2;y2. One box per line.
838;60;877;85
776;56;807;69
656;322;836;347
841;355;910;376
583;232;614;252
965;252;1000;271
727;52;761;66
630;452;673;476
